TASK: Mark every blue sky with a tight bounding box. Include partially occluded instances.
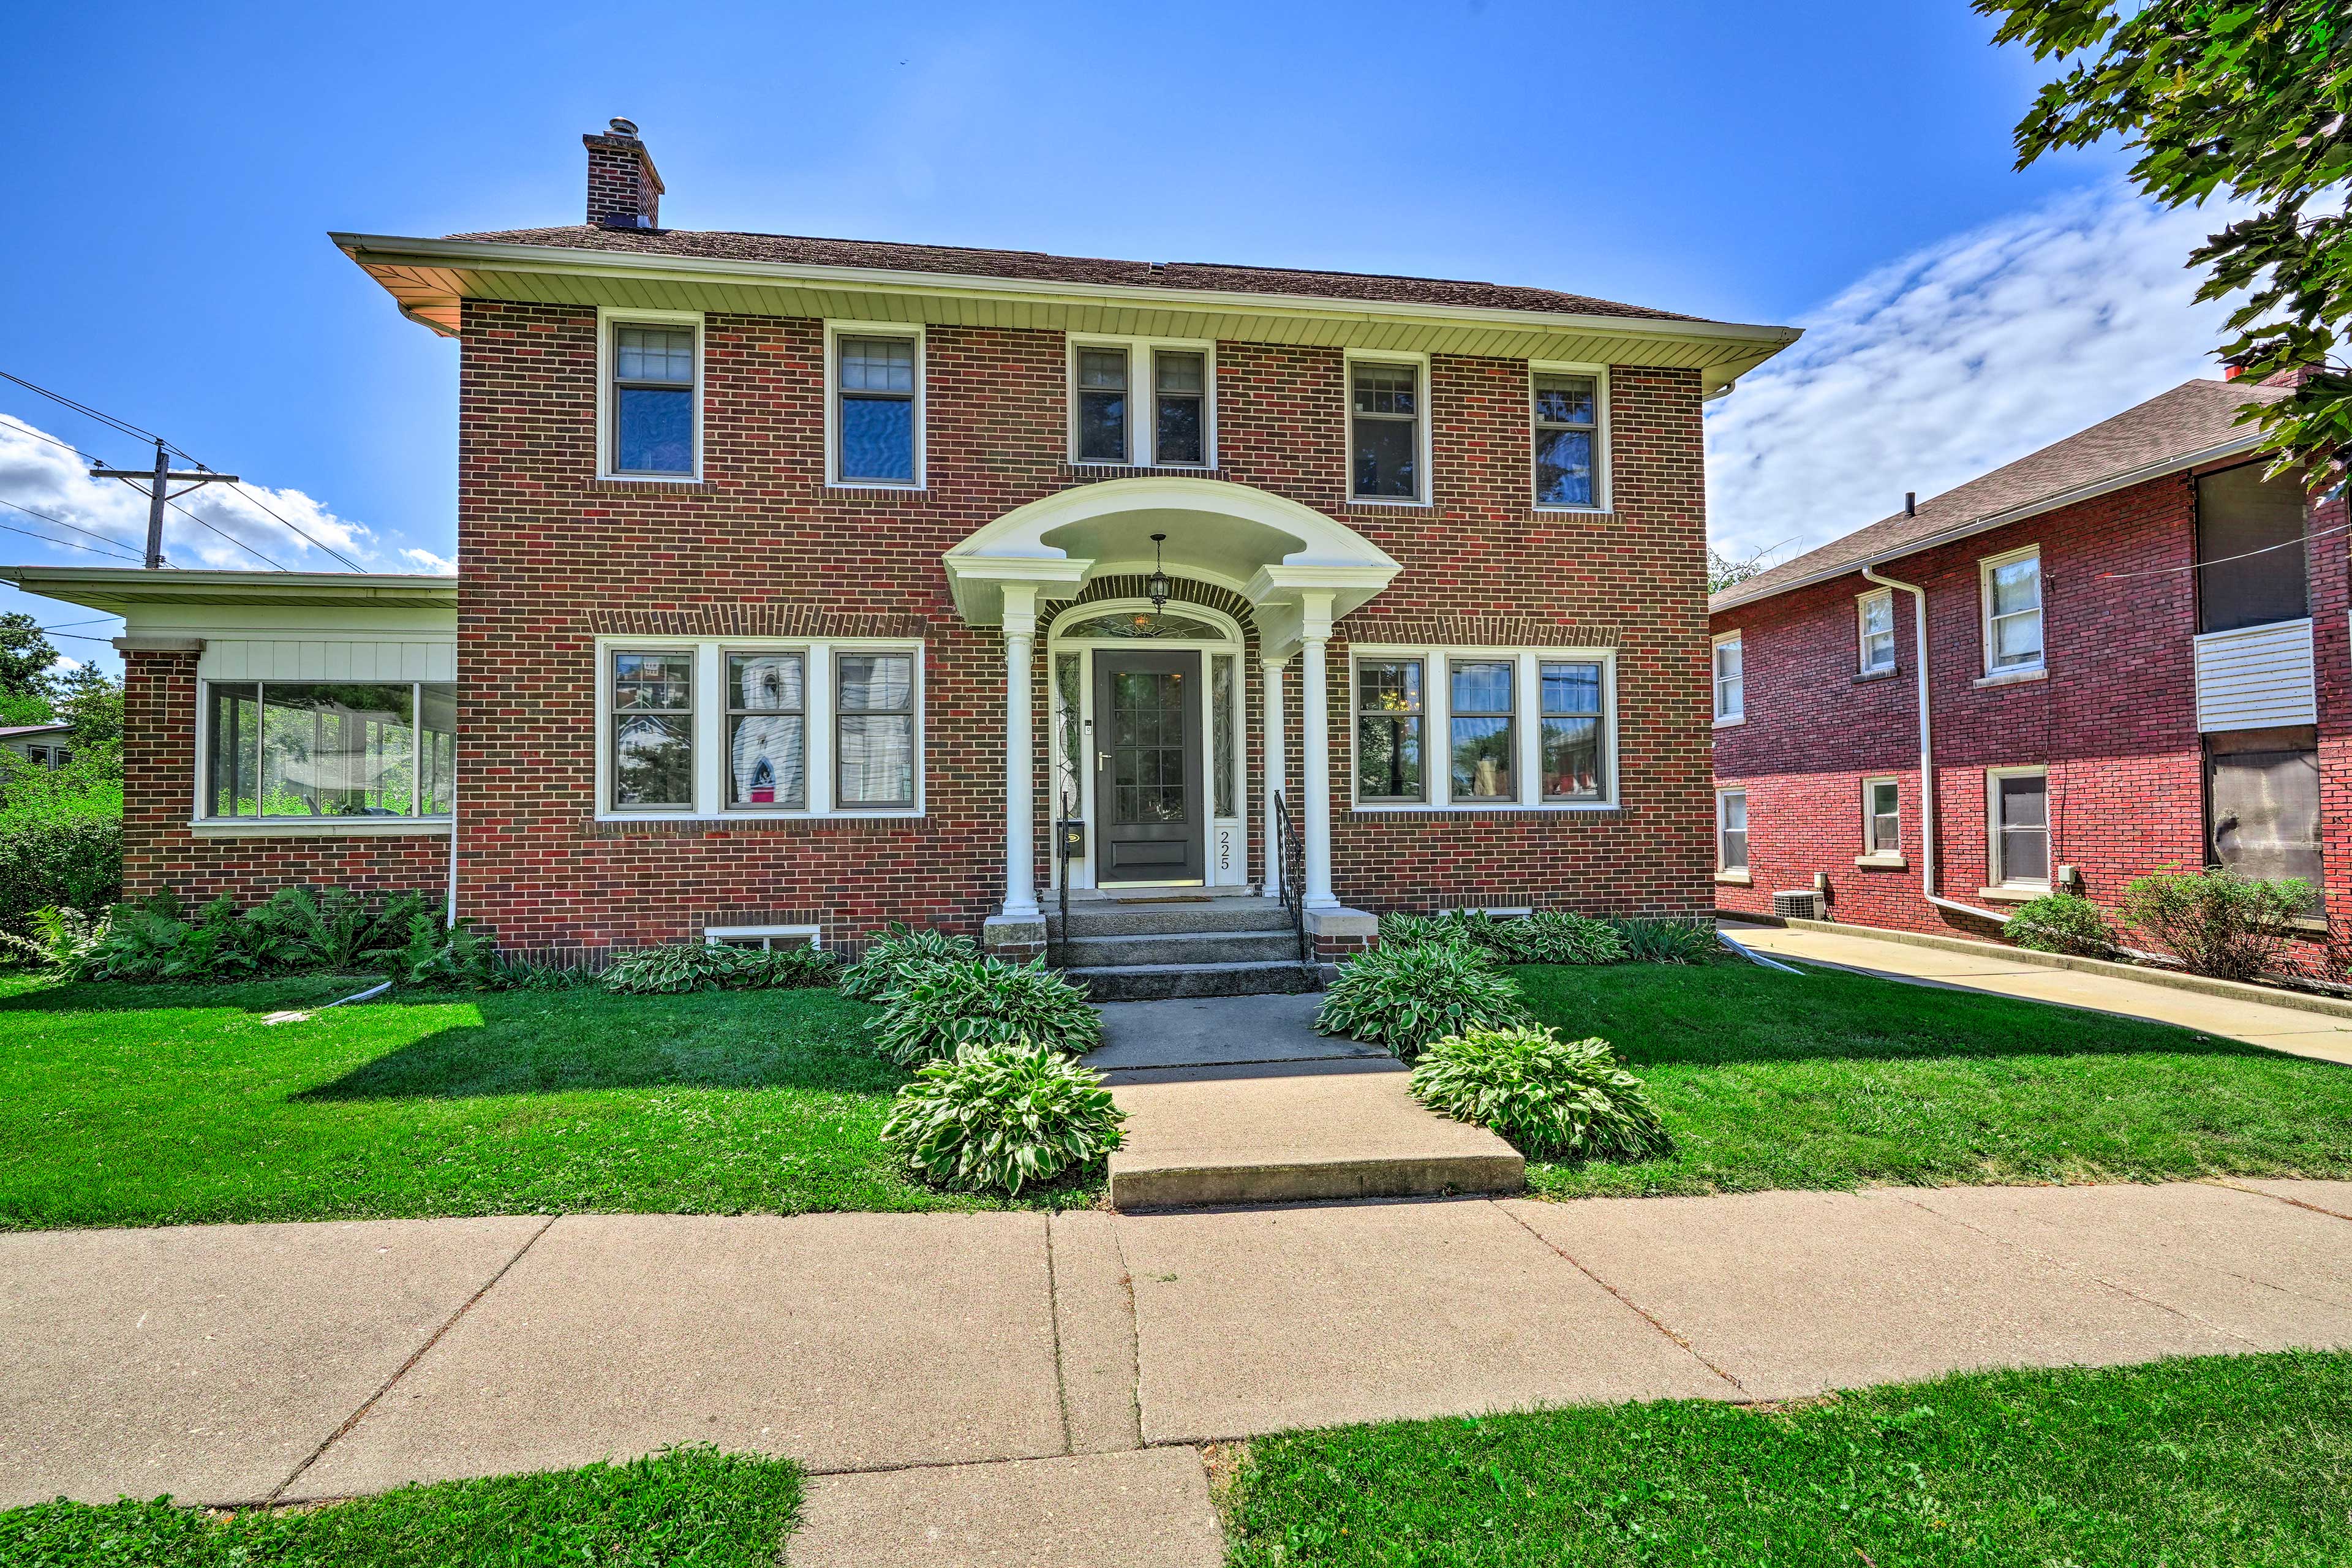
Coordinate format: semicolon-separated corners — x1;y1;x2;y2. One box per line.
2;0;2230;673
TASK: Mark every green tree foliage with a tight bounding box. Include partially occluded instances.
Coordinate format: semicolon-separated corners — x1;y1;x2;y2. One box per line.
0;613;57;700
1979;0;2352;477
48;665;122;747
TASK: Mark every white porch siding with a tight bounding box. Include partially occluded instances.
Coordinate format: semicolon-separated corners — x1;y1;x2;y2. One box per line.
198;638;457;683
2192;617;2315;733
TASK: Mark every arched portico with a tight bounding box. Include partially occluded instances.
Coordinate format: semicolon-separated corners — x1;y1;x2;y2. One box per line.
943;478;1400;933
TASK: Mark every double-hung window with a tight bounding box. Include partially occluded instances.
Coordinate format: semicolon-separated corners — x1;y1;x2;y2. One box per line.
837;652;918;809
1069;339;1213;467
834;331;920;486
1717;788;1749;873
608;322;697;477
1863;777;1900;856
203;681;456;823
611;652;696;809
1858;589;1896;674
1980;547;2043;674
1988;767;2049;888
1355;658;1424;802
1449;660;1517;801
727;652;805;810
1076;347;1130;462
1154;352;1207;465
1350;360;1421;501
1540;661;1606;801
1532;372;1600;508
1352;649;1615;809
1713;633;1744;723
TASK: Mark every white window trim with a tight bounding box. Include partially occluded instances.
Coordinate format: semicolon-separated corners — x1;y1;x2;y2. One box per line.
1978;544;2045;677
1711;630;1745;726
190;677;456;835
1716;786;1749;873
824;320;927;491
704;924;823;950
1985;764;2051;891
1065;334;1216;470
1860;774;1902;859
595;635;925;823
1856;587;1896;675
1346;644;1619;812
595;306;704;483
1343;347;1434;508
1528;360;1612;514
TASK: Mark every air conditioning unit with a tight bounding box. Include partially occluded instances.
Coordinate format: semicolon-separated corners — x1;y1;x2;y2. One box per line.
1773;889;1823;921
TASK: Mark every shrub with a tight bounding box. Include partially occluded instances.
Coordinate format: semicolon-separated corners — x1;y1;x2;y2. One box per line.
598;941;842;995
0;905;109;980
2123;866;2312;981
0;815;120;936
871;956;1103;1066
1609;916;1722;965
882;1040;1126;1194
2004;892;2116;957
1376;908;1629;966
839;924;980;1000
1314;941;1534;1060
1409;1025;1672;1162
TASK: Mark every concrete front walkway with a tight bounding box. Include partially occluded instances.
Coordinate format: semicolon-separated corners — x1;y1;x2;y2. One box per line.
1730;921;2352;1064
10;1180;2352;1562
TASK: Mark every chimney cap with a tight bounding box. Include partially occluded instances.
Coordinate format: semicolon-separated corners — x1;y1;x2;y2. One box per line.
608;116;640;138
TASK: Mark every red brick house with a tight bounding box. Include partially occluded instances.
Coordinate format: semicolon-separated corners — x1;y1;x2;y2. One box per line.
12;121;1800;993
1708;374;2349;949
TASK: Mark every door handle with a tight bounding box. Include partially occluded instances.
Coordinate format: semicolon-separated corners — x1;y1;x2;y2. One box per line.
1096;750;1112;771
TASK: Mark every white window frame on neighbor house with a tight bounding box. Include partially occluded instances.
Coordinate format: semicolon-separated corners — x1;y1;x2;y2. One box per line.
596;306;704;482
594;635;925;823
1346;645;1620;812
1712;630;1744;725
1857;587;1896;675
704;924;822;950
1978;545;2045;680
824;320;927;491
1860;775;1903;865
1065;334;1216;469
1985;764;2051;893
1527;361;1611;513
1344;348;1433;507
1716;787;1749;878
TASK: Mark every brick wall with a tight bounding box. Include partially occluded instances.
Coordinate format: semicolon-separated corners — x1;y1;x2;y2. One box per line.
1709;468;2343;940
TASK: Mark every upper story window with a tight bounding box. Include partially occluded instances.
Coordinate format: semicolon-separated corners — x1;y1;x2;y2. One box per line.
1076;347;1130;462
2196;462;2309;634
1531;372;1602;508
1068;338;1214;468
1712;632;1744;724
1350;359;1423;502
835;333;920;486
1155;352;1207;465
1980;546;2043;675
608;320;698;478
204;680;457;823
1858;588;1896;674
1351;647;1616;810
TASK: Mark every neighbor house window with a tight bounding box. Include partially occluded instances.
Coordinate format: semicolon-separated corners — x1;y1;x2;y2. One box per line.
1858;589;1896;674
1155;351;1207;466
1355;657;1425;803
1980;547;2043;674
1540;660;1605;801
609;322;696;476
835;333;919;484
1448;659;1517;801
1989;768;2049;888
2197;463;2310;633
1863;777;1900;855
1717;788;1749;872
837;652;917;808
2207;726;2321;895
203;680;456;821
727;652;805;810
1713;633;1744;723
611;651;695;809
1532;372;1600;508
1351;361;1421;500
1076;346;1130;462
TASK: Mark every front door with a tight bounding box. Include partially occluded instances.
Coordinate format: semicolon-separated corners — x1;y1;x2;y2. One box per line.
1093;649;1205;884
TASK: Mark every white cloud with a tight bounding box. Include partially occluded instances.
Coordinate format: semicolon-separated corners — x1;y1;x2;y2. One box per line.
0;416;383;572
1705;182;2244;568
400;546;456;575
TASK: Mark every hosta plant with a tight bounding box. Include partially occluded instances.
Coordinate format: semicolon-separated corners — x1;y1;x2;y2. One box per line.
1376;908;1628;966
1314;940;1534;1060
598;941;842;995
1608;916;1723;965
839;924;980;1000
882;1039;1126;1196
1409;1025;1671;1162
872;956;1103;1066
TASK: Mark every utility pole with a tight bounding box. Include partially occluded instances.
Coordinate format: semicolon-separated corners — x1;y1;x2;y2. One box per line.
88;440;239;568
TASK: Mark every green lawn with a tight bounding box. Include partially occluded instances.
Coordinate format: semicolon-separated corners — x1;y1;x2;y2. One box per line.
1512;960;2352;1199
0;974;1099;1231
1224;1351;2352;1566
0;1446;801;1567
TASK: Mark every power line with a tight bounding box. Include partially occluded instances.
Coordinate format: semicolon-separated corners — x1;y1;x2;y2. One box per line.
0;518;144;564
0;418;105;466
2100;518;2352;579
219;479;364;571
0;497;149;558
0;369;182;455
169;500;289;571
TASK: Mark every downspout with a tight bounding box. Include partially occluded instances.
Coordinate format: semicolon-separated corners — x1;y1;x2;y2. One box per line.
1860;561;2013;927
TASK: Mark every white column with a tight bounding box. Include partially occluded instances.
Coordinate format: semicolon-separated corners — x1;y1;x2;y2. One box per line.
1000;587;1041;921
1261;654;1287;899
1298;592;1338;911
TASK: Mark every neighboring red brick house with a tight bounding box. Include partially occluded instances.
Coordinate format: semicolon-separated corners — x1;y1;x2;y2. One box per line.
1708;374;2348;949
12;120;1800;992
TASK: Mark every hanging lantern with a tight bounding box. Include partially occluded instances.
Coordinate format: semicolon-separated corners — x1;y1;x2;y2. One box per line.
1146;532;1172;612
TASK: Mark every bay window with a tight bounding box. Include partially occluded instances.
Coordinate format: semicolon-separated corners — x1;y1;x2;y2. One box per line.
203;680;456;822
1352;647;1615;809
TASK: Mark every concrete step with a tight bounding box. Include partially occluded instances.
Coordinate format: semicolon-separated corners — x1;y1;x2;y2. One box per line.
1068;960;1320;1001
1060;930;1307;968
1050;900;1294;938
1105;1060;1526;1210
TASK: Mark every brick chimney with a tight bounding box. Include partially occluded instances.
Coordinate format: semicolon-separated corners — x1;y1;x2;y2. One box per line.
584;118;664;230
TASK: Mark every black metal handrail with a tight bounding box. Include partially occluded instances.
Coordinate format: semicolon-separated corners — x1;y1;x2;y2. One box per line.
1273;790;1314;984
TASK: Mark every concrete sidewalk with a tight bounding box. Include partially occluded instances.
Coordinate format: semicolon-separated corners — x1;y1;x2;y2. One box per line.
1728;922;2352;1064
9;1180;2352;1562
